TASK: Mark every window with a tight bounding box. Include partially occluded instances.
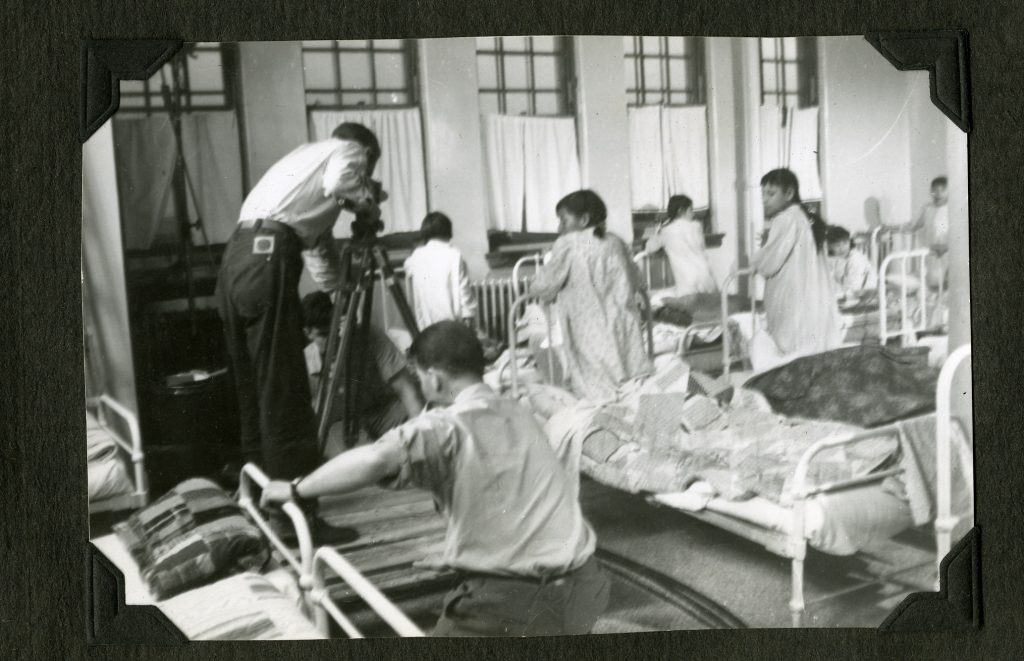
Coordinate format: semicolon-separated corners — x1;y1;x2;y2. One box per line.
759;37;818;108
119;43;234;113
301;40;418;109
476;36;574;116
623;36;706;106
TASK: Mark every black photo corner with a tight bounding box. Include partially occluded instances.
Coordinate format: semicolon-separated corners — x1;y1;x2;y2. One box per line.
79;29;980;644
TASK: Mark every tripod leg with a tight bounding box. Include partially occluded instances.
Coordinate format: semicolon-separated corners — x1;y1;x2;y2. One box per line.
315;245;353;415
372;246;420;338
343;258;376;448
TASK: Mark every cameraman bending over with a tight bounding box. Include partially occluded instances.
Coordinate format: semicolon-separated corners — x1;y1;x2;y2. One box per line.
216;123;382;485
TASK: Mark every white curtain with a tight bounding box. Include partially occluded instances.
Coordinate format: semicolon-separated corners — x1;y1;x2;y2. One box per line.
628;105;710;211
482;114;581;233
758;105;822;201
662;106;710;209
309;108;427;235
522;117;581;233
481;114;526;232
111;112;244;250
628;106;664;211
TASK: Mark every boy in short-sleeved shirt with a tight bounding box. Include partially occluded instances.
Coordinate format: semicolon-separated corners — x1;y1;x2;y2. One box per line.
261;321;610;636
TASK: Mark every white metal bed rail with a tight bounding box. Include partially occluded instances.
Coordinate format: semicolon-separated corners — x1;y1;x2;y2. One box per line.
88;394;148;506
935;343;972;588
878;248;940;347
720;268;759;379
869;226;918;275
310;547;426;638
237;463;315;593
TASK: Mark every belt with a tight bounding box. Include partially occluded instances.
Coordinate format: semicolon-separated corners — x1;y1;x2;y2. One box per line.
237;218;292;233
458;558;593;587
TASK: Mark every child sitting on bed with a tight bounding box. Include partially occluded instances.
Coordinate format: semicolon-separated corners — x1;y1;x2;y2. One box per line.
261;321;610;637
826;225;877;297
403;211;478;330
645;194;718;298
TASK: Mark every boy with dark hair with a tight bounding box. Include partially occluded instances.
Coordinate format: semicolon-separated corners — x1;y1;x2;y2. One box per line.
299;291;424;447
902;175;951;289
403;212;477;329
261;320;609;637
826;225;876;295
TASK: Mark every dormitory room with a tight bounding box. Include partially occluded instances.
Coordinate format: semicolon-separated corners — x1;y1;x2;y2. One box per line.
83;36;973;637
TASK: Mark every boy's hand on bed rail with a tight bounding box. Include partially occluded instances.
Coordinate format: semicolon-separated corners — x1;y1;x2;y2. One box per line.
259;480;292;509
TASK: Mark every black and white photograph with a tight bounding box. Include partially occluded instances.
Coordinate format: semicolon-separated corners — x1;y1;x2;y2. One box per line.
82;35;973;638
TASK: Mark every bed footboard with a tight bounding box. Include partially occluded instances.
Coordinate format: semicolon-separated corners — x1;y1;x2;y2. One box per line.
88;394;149;510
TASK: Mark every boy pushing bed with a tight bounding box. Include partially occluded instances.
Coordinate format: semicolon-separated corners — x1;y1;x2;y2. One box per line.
261;320;610;637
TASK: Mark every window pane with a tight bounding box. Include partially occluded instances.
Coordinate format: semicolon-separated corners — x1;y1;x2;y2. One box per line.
760;38;777;59
479;92;500;114
532;36;557;52
623;36;638;55
373;39;404;49
374;52;405;88
302;40;333;48
644;91;663;105
505;92;530;115
668;91;693;106
120;94;145;108
785;92;800;108
784;63;799;92
504;54;528;88
502;36;528;52
121;80;145;95
667;37;686;56
192;92;225;107
667;58;688;91
306;91;339;107
641;36;661;54
339;51;373;88
643;57;663;90
186;52;223;91
476;36;498;50
783;37;798;60
477;54;498;88
533;55;558;88
342;91;373;106
377;91;408;105
303;51;337;89
535;92;562;115
763;63;779;94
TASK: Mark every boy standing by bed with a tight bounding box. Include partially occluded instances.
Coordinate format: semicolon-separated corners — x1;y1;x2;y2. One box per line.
261;321;609;636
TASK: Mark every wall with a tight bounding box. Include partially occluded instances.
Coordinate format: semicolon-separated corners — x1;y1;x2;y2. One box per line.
704;37;742;285
418;38;491;278
82;123;138;414
574;37;633;241
907;70;951;214
819;36;914;232
237;41;310;188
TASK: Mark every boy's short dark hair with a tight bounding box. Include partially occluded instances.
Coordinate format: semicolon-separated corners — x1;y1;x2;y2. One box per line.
931;176;948;189
826;225;851;244
301;291;334;332
408;321;485;378
421;212;453;241
667;194;694;219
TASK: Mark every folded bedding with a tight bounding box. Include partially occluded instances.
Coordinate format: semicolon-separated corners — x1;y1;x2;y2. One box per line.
159;571;324;640
114;478;270;600
87;414;134;501
741;346;939;427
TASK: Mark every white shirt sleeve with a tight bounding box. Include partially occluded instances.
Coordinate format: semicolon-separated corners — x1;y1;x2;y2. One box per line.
322;140;374;205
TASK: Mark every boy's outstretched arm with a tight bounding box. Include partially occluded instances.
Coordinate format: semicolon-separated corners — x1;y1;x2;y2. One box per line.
260;441;403;507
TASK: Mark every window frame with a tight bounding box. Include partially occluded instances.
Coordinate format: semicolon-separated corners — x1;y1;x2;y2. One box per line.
758;36;819;108
623;36;707;107
475;36;576;117
301;39;420;110
117;43;236;114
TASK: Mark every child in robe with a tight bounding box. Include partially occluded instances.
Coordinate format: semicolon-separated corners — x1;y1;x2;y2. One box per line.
902;176;950;290
529;190;652;401
750;169;841;365
403;212;478;330
644;194;719;298
826;225;877;297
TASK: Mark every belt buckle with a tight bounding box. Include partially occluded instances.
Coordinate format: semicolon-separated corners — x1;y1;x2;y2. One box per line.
253;235;275;255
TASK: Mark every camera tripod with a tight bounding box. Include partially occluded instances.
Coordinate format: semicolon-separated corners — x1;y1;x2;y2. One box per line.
314;219;419;453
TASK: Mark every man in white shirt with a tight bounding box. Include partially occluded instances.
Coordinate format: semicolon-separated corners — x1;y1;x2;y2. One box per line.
215;123;382;482
403;212;477;329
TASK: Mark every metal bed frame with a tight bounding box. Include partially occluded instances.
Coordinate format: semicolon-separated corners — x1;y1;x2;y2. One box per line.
879;248;946;347
238;463;425;638
87;394;149;513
